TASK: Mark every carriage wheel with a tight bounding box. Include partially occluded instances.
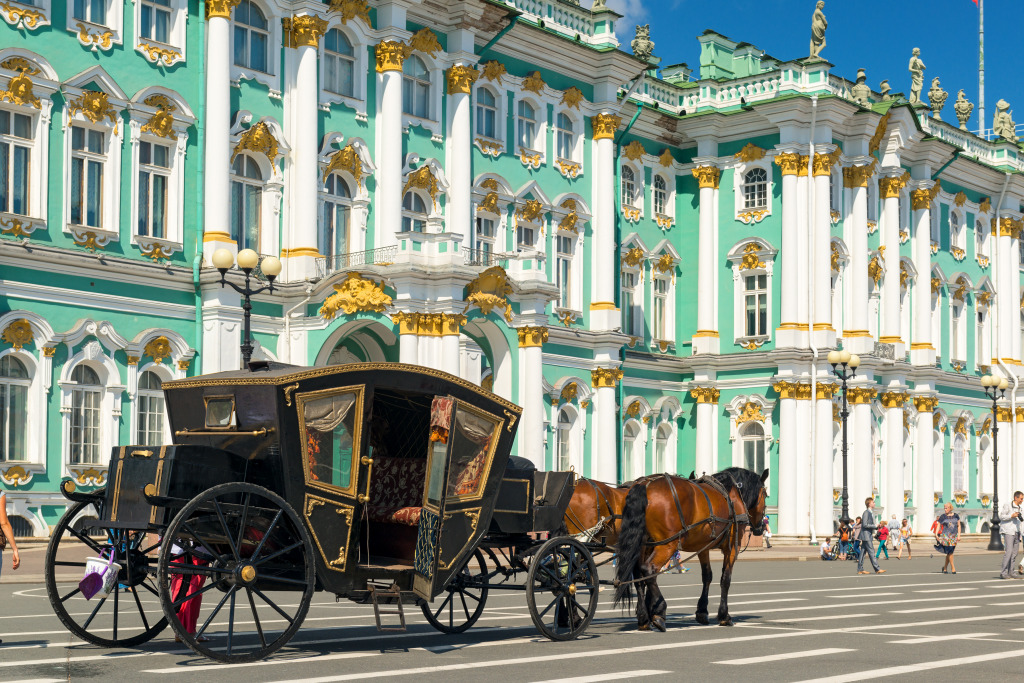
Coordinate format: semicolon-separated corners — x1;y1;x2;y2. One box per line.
420;549;489;634
157;482;314;664
45;498;168;647
525;536;599;641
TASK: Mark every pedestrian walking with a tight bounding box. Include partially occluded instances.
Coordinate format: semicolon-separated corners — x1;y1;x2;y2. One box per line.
998;490;1023;579
875;523;890;560
888;515;900;552
1;490;22;645
851;516;863;561
934;502;961;574
762;514;773;548
857;498;885;575
897;518;912;560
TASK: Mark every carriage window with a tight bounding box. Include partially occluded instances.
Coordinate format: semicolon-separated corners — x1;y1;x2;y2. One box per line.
204;397;236;429
301;390;360;489
446;407;500;500
426;441;446;509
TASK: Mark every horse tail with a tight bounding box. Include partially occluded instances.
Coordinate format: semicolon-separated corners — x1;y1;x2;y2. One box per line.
613;481;650;609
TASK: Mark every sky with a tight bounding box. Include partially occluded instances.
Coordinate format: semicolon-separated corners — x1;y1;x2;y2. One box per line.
600;0;1024;134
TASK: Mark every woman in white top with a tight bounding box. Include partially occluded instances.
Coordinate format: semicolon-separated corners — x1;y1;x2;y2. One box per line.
888;515;901;554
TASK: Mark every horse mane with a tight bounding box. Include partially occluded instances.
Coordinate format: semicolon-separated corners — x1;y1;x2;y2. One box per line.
711;467;763;514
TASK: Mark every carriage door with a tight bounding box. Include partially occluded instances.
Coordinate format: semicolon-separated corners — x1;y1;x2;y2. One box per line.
413;397;504;600
295;386;368;579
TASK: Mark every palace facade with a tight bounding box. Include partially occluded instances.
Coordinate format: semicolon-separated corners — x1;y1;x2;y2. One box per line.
2;0;1023;539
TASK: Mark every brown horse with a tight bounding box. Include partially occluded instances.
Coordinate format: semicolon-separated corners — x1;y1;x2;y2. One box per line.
613;467;769;631
562;478;630;546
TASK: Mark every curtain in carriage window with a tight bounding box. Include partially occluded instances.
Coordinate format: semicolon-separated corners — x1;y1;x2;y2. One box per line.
446;408;501;499
302;391;358;489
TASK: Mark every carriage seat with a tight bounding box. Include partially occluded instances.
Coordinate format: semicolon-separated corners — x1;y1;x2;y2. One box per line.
366;457;427;526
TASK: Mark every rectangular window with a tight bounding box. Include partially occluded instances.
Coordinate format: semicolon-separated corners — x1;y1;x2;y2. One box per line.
0;110;32;216
322;201;350;257
140;0;172;43
137;393;165;446
0;382;27;462
70;388;101;465
744;274;768;337
622;271;637;337
230;180;261;251
653;278;668;339
70;126;105;228
472;216;495;264
73;0;106;24
403;79;430;119
556;127;572;160
556;235;572;307
137;140;170;238
517;224;534;250
476;97;496;139
743;438;765;473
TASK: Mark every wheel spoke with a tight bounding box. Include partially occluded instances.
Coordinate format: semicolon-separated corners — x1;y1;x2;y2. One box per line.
53;560;89;568
139;580;160;598
214;500;241;562
66;525;105;555
181;521;228;564
252;586;296;625
247;587;267;649
459;591;471;621
60;587;82;603
536;593;561;620
137;540;162;556
432;592;454;620
462;590;481;604
82;595;108;630
448;591;454;627
253;540;304;566
112;585;119;641
196;584;235;639
249;509;283;562
130;587;151;632
254;573;306;586
169;564;233;578
171;577;227;610
226;588;237;656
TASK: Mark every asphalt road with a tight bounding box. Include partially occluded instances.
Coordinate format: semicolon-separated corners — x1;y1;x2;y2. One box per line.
2;551;1023;682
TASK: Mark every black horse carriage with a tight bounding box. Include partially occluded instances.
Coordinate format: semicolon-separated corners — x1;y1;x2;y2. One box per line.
45;362;598;663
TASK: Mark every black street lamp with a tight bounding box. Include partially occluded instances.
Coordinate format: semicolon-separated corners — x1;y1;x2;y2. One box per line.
211;248;282;369
828;349;860;527
981;373;1008;551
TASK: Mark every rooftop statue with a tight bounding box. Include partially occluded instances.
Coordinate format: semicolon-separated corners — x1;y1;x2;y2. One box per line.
631;24;655;63
993;99;1018;143
908;48;925;105
953;90;974;131
879;80;892;102
809;1;827;60
591;0;607;9
928;77;948;120
851;68;870;106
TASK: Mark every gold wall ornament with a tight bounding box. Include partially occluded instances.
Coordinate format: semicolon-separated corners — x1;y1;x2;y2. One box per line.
0;215;37;237
691;165;720;189
322;144;364;187
653;253;675;275
1;319;33;350
931;276;941;295
140;95;177;138
773;152;802;176
139;43;183;67
953;415;970;435
980;197;992;213
561;86;583;109
1;71;40;108
979;416;992;436
976;290;993;307
739;339;764;350
477;191;499;215
899;262;910;289
868;110;891;155
283;14;329;49
951;276;969;303
554;159;581;178
479;60;506;85
621;246;645;268
126;355;140;366
953;191;967;207
591;113;620;140
463;266;514;322
656;214;674;230
205;0;241;20
557;310;578;327
320;272;393;320
375;40;411;73
402;166;440;207
734;142;766;162
558;199;580;233
1;58;40;75
327;0;370;25
1;464;31;487
591;367;624;388
144;336;172;363
519;148;542;169
950;246;966;261
68;91;119;134
658;149;674;167
736;209;769;225
72;467;106;486
879;391;908;409
622;206;641;223
475;138;503;157
811;149;841;176
446;64;479;95
623;140;646;161
0;2;47;29
738;243;765;271
516;198;545;224
830;242;841;272
177;359;191;372
735;402;765;425
517;326;548;348
231;121;279;163
771;381;798;399
689;386;720;404
140;241;174;261
878;173;908;199
913;396;938;412
626;401;641;417
522;71;545;94
842;161;875;188
408;28;442;57
560;382;578;402
75;21;114;50
42;346;56;357
72;230;103;251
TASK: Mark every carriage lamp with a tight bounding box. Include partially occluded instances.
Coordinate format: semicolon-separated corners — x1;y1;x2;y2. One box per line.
211;248;282;369
828;349;860;528
981;374;1009;551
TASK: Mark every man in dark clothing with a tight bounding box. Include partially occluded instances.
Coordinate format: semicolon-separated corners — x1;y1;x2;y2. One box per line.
857;497;886;575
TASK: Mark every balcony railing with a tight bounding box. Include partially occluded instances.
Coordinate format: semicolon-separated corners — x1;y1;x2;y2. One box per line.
464;247;497;267
316;246;398;279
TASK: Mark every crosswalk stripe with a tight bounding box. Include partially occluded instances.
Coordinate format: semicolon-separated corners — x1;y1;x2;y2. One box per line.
892;632;997;644
530;671;670;683
794;649;1024;682
761;613;877;623
891;605;977;614
715;647;853;665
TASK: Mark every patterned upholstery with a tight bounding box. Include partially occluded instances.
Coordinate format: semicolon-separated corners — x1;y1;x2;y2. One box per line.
367;457;426;525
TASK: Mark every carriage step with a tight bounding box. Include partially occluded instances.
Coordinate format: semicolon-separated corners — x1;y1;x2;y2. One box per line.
369;582;407;632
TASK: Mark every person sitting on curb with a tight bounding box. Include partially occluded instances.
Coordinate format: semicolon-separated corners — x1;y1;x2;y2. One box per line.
820;536;834;560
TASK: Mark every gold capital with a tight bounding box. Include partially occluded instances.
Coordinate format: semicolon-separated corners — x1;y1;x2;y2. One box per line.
774;153;802;176
391;311;420;335
879;391;908;409
812;149;841;177
440;313;466;336
689;386;721;404
205;0;241;20
913;396;938;413
692;165;720;189
847;387;878;405
446;64;479;95
842;162;875;188
997;406;1013;423
283;15;329;48
591;367;624;388
771;381;798;399
517;326;548;348
878;174;909;199
998;217;1022;239
816;383;839;400
910;183;941;211
376;40;411;73
591;113;620;140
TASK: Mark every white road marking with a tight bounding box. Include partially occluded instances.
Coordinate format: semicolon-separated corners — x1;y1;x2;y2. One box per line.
892;632;997;644
794;649;1024;682
891;605;977;614
5;679;67;683
989;600;1024;606
715;647;853;665
751;594;994;614
761;613;877;623
530;671;670;683
826;592;901;599
914;587;976;593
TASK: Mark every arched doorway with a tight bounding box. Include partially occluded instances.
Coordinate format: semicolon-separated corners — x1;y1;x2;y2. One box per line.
461;316;514;401
315;319;398;366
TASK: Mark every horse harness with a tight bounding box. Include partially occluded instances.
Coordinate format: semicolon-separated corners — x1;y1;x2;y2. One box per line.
563;478;620;540
643;474;749;548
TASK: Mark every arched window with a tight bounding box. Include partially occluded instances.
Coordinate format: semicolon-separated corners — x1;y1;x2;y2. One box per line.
621;165;637;206
742;168;768;210
233;0;269;73
622;421;639;483
0;110;32;217
740;422;765;473
0;355;28;462
230;155;263;252
476;88;497;139
653;175;668;215
322;173;351;258
556;408;573;471
137;371;164;446
952;433;967;492
655;422;672;473
472;216;495;261
555;113;574;159
975;219;988;260
517;100;537;150
402;192;427;233
69;365;102;465
402;56;430;118
323;29;355;97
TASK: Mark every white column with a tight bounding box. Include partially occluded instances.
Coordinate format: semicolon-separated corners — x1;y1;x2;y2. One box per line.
882;390;906;522
997;411;1013;508
814;387;836;536
811;152;835;347
517;327;548;468
1012;229;1022;363
589;113;619;331
446;64;475;241
775;386;798;536
910;185;936;366
1014;412;1024;501
692;166;721;354
439;314;464;377
375;41;406;248
691;388;718;478
775;154;801;347
592;377;619;483
914;396;936;534
849;388;877;516
794;388;811;537
843;164;873;354
202;3;234;257
795;165;809;336
394;312;419;364
878;173;907;354
996;218;1015;366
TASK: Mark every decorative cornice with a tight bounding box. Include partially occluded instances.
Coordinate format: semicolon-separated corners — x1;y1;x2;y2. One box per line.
692;165;720;189
591;113;620;140
446;64;479;95
517;326;548;348
283;14;329;49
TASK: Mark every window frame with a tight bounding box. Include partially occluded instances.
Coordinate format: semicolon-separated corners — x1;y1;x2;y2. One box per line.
554;231;576;310
553;110;579;163
320;171;353;258
620;163;641;209
230;153;265;252
621;419;645;483
133;0;186;66
733;159;773;223
134;367;169;446
951;432;967;494
728;240;777;348
949;207;966;260
401;190;429;234
0;108;33;219
620;260;643;340
229;0;279;94
516;98;540;154
66;0;123;51
473;84;507;156
0;353;29;464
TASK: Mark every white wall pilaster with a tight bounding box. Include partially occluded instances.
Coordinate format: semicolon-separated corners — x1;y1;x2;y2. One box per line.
811;152;836;348
910;183;936;366
814;391;835;536
590;113;618;330
592;382;618;482
202;10;233;257
882;388;907;522
775;153;802;347
517;328;547;468
843;163;873;354
692;164;720;354
775;390;798;535
879;172;906;356
914;395;936;533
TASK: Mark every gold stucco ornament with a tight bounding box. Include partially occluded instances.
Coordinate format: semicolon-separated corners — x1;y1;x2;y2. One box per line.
327;0;370;26
68;91;120;134
144;336;173;363
322;144;363;187
1;70;40;108
232;121;280;163
1;319;33;350
141;95;176;138
464;266;514;322
320;273;393;320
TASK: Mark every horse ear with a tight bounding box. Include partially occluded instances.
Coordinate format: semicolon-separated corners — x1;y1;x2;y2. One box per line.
688;470;695;480
761;468;770;483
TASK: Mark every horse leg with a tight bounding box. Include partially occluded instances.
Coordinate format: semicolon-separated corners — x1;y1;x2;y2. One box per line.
645;545;675;632
717;539;739;626
695;550;712;625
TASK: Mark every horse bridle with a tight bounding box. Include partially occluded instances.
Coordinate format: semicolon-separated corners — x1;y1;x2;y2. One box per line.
747;482;768;535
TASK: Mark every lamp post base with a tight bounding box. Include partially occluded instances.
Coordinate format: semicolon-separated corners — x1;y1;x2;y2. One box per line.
988;521;1004;551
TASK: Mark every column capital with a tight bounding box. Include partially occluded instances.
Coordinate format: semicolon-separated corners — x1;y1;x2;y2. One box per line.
446;64;479;94
771;380;799;399
689;386;720;404
391;311;420;335
774;152;802;176
376;39;412;72
913;395;939;412
591;113;621;140
910;183;941;211
816;383;840;399
592;367;624;388
878;172;910;199
691;165;721;189
283;14;329;48
842;161;876;188
517;326;548;347
811;149;841;177
205;0;240;20
997;406;1013;422
997;216;1023;238
879;391;908;409
441;313;467;336
1015;406;1024;422
847;387;878;405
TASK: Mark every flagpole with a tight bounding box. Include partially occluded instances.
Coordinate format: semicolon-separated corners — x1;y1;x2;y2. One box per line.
979;0;985;137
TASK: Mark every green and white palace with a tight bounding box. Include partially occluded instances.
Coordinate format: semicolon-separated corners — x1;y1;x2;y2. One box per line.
2;0;1023;541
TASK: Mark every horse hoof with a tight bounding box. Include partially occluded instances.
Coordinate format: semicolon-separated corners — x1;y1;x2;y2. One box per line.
652;616;667;632
718;617;733;627
638;623;651;632
695;613;709;625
